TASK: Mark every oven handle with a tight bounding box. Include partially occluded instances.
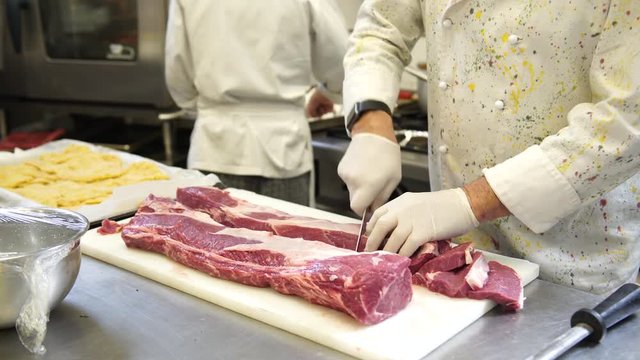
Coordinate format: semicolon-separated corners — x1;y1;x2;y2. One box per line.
6;0;30;53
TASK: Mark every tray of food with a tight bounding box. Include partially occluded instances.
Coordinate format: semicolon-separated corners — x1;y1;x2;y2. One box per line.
0;139;219;225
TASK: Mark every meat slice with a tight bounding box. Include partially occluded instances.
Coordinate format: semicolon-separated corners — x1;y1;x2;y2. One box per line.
98;219;124;235
413;242;474;275
121;195;413;325
413;252;488;297
468;261;524;311
177;187;366;251
408;240;453;273
412;243;522;310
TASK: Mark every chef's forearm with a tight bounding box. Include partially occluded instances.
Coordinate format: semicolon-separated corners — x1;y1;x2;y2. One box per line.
351;114;511;223
350;111;397;144
463;177;511;223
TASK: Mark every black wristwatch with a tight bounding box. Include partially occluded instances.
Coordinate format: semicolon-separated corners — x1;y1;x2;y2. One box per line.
346;100;392;132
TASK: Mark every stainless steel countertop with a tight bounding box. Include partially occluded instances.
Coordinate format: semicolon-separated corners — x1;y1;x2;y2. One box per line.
1;256;638;360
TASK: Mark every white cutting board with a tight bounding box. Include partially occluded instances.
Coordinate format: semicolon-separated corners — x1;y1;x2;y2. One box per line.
80;189;539;360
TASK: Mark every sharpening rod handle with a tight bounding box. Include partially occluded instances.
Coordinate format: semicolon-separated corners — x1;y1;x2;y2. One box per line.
570;282;640;342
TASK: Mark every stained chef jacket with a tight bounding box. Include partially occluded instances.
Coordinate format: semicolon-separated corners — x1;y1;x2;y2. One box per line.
344;0;640;293
166;0;348;178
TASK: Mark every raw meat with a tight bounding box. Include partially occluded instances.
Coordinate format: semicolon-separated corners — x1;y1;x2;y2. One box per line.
175;186;525;310
411;244;522;310
408;240;453;273
468;261;524;311
177;187;367;251
97;219;123;235
413;242;474;275
413;252;488;297
121;195;413;325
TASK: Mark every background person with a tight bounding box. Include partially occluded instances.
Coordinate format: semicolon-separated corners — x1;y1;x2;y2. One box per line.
166;0;349;205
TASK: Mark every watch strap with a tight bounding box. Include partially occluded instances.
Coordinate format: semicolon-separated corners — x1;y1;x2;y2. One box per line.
346;100;392;132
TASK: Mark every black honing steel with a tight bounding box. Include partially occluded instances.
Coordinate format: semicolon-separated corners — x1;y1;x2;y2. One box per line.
526;282;640;360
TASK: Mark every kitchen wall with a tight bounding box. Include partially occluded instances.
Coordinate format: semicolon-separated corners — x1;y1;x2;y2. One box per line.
335;0;427;91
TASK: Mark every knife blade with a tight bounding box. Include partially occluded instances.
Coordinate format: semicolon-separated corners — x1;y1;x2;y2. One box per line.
526;282;640;360
355;207;370;252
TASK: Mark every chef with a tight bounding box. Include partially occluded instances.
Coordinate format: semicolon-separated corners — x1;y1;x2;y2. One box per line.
338;0;640;294
165;0;348;206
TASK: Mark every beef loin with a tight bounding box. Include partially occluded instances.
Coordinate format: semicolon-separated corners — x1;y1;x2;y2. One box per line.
175;186;525;310
177;186;367;251
120;195;413;325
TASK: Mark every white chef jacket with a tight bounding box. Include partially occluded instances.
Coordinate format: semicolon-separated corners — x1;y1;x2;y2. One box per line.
165;0;348;178
344;0;640;293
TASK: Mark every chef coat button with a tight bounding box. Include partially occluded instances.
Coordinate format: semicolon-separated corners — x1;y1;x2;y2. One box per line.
442;18;453;28
438;81;448;90
494;99;505;110
508;34;520;45
438;144;449;154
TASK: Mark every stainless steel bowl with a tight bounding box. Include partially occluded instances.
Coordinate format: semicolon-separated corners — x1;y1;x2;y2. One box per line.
0;208;89;329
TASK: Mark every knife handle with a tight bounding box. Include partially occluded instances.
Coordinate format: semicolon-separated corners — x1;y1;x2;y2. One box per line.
570;282;640;342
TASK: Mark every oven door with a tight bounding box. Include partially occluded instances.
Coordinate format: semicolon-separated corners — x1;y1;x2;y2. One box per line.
0;0;27;97
1;0;173;108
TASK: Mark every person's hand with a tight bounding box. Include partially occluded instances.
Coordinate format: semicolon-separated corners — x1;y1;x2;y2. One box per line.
338;133;402;215
365;189;480;257
306;89;335;118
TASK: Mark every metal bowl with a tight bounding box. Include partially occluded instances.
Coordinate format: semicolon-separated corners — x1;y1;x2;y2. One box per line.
0;208;89;329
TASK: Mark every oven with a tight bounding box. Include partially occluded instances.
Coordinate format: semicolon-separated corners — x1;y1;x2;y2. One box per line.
0;0;173;108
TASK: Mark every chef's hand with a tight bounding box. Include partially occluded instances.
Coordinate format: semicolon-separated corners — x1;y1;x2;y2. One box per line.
338;110;401;216
365;189;480;257
306;89;335;118
338;135;401;216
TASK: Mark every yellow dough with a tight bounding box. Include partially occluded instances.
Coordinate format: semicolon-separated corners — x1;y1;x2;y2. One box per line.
29;145;127;182
0;145;169;208
0;163;41;188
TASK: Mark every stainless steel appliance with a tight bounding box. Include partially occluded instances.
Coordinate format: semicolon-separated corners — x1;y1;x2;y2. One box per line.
0;0;172;107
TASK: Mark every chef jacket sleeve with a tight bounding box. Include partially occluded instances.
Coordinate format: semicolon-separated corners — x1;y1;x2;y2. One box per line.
342;0;425;123
307;0;350;104
483;1;640;233
165;0;197;112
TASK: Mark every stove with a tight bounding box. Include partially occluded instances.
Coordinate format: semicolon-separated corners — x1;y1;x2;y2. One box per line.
312;102;430;216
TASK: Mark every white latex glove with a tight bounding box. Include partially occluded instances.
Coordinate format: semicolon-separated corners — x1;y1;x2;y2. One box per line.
337;133;402;216
365;188;480;257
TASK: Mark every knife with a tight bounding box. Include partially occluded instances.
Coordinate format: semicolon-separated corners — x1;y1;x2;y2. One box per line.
355;207;370;252
526;282;640;360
